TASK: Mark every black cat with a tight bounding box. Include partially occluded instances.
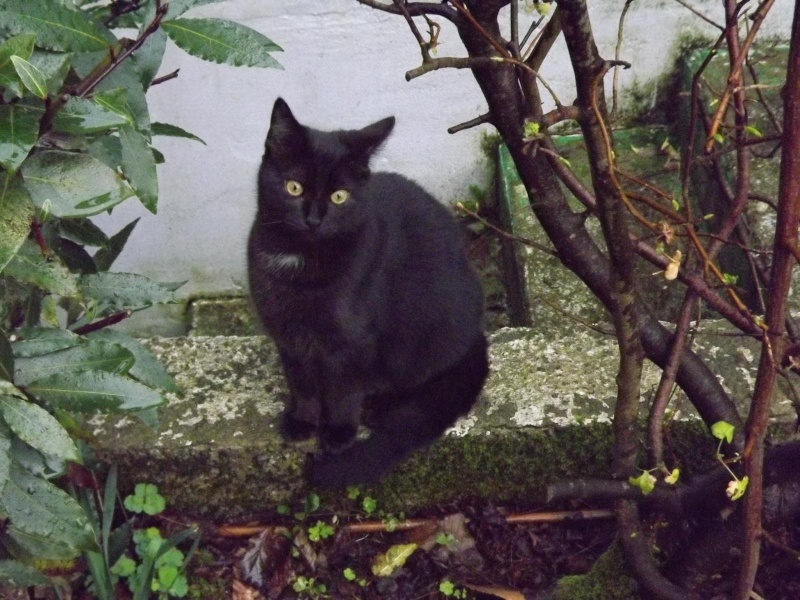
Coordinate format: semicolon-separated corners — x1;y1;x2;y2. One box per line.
247;98;488;488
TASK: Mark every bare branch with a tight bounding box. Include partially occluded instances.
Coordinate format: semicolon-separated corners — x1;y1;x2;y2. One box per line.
447;112;492;134
735;1;800;595
355;0;457;20
671;0;725;31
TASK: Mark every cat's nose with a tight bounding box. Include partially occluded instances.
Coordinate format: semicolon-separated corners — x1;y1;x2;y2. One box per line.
305;215;322;230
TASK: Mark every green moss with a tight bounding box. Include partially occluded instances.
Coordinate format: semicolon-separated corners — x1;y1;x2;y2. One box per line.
553;541;639;600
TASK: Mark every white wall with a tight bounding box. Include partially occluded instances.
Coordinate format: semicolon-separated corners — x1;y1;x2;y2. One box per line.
93;0;794;300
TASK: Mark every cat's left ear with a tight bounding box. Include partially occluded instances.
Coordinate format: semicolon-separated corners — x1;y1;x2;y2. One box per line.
341;116;395;159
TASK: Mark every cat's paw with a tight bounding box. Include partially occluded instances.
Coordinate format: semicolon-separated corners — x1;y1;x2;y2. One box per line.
318;423;358;452
280;413;317;442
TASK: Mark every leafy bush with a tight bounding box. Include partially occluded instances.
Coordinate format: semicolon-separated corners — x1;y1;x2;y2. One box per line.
0;0;281;585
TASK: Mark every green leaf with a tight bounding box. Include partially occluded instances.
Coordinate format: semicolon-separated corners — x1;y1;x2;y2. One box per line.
727;476;749;501
3;526;80;561
59;217;109;248
124;482;165;515
711;421;735;444
152;122;206;145
0;464;94;553
0;395;79;461
0;178;35;272
28;51;72;97
745;125;763;138
0;560;51;587
162;18;282;68
1;462;95;554
131;28;167;89
88;329;180;394
93;218;139;272
120;125;158;213
0;34;35;96
10;327;80;358
110;554;136;577
371;543;417;577
78;272;177;313
93;87;135;126
523;120;540;138
0;330;13;382
0;432;9;495
362;496;377;514
628;470;657;495
0;0;112;52
72;55;150;135
14;339;135;386
3;240;79;298
165;0;225;19
21;150;135;218
26;370;166;412
85;134;123;170
53;96;131;134
664;468;680;485
0;104;40;174
10;55;48;98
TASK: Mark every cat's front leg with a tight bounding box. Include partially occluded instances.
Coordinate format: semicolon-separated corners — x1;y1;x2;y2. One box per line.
278;350;321;442
318;379;365;453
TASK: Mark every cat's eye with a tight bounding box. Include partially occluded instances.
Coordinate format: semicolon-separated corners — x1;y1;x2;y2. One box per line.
285;180;304;196
330;190;350;205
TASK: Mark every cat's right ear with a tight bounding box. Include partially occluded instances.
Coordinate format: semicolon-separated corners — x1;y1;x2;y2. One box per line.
266;98;304;154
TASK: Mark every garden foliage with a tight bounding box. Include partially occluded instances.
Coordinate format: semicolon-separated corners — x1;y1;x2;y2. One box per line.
0;0;281;584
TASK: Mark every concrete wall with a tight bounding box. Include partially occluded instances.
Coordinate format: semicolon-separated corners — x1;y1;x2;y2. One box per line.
93;0;794;300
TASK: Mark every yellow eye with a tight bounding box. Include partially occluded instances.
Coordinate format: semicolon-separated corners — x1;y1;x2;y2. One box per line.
285;180;304;196
330;190;350;205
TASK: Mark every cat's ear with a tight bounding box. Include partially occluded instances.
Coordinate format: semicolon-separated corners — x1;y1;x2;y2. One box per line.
340;116;395;159
266;98;305;154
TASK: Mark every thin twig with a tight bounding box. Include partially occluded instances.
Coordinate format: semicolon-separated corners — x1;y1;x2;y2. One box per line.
447;113;492;134
612;0;635;116
671;0;725;30
216;508;616;538
705;0;777;152
454;202;559;257
150;68;180;86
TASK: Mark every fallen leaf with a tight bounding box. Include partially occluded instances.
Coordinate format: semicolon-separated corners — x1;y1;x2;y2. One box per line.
371;543;418;577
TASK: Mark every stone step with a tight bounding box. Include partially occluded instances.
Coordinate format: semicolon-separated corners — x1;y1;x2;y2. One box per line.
90;324;790;520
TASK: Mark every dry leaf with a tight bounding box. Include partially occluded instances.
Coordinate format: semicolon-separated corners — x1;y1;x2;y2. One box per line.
664;250;682;281
238;527;292;590
232;579;266;600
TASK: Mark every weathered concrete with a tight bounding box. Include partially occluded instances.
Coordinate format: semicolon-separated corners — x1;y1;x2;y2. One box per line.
90;324;796;520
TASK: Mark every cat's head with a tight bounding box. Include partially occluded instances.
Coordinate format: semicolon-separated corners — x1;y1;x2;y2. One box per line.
256;98;395;243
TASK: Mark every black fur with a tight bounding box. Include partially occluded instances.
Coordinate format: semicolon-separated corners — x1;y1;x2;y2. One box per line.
247;98;488;487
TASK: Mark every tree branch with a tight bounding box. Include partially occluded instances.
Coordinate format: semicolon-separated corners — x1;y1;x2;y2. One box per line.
355;0;457;20
735;1;800;595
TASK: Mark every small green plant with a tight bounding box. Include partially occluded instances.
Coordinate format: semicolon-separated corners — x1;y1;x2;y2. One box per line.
112;527;192;599
125;483;167;516
342;567;368;587
75;468;198;600
711;421;749;501
307;520;335;543
439;579;468;598
291;575;329;599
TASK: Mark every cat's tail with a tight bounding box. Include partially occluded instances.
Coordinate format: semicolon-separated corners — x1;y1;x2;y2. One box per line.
306;335;489;488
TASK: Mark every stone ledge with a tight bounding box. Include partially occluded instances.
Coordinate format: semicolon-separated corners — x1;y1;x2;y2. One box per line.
91;326;795;520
